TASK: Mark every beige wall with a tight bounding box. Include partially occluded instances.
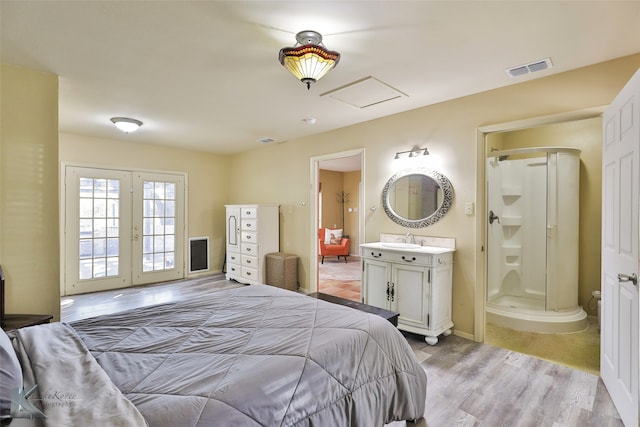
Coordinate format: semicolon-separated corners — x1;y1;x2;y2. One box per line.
319;170;343;230
4;53;640;338
319;169;361;255
59;133;231;277
1;63;60;320
488;118;602;315
343;171;361;252
227;54;640;338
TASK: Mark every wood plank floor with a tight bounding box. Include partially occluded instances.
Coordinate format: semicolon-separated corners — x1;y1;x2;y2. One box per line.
60;274;241;322
61;275;622;427
395;333;622;427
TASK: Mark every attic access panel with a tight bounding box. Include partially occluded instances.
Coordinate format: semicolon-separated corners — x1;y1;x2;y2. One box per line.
321;77;407;108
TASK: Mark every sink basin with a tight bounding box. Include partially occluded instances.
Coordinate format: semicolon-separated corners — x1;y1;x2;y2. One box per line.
381;242;421;249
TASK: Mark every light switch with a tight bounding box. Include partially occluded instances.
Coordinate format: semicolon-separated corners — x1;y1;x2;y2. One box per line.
464;202;474;215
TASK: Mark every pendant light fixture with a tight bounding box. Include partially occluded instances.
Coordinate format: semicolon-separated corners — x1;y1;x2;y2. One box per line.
110;117;143;133
278;30;341;90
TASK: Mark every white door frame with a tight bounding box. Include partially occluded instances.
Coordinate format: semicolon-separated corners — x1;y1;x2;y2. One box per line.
474;107;606;342
309;149;365;293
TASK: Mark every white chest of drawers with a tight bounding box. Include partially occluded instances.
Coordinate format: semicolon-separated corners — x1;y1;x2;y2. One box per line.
225;204;279;285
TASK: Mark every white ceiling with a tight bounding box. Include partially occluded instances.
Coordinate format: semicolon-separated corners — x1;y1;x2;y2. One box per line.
2;1;640;155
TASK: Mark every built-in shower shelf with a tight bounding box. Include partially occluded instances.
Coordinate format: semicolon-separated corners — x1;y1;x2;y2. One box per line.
501;186;522;197
501;216;522;226
501;246;521;257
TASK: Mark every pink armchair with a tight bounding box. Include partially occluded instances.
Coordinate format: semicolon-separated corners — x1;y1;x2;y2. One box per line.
318;228;350;264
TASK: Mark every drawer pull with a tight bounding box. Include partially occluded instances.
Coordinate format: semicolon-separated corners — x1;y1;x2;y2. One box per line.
246;223;252;228
246;271;252;276
371;252;382;258
402;256;417;263
246;248;251;252
246;260;251;264
246;235;252;239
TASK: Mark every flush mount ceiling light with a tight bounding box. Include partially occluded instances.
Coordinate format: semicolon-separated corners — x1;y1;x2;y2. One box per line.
110;117;143;133
278;30;341;90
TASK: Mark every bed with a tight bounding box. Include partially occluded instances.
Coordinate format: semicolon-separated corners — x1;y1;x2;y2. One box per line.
2;284;426;426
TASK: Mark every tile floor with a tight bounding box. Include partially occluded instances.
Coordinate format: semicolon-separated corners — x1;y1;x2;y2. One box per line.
318;256;361;301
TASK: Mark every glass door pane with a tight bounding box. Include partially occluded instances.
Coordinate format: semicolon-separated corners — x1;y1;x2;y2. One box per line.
132;172;184;285
64;167;132;295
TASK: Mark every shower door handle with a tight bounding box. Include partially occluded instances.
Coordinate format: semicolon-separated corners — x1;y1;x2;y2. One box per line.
488;210;500;225
618;273;638;286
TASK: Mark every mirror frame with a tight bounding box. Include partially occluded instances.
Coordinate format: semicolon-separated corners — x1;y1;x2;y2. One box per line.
381;168;454;228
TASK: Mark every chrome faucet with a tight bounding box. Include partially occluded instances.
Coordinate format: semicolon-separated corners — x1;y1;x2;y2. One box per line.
406;233;415;244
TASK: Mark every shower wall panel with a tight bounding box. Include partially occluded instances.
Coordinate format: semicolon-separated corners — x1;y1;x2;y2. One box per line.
487;148;580;314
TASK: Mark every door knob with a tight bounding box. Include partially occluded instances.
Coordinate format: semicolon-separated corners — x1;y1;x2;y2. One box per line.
618;273;638;286
489;210;501;225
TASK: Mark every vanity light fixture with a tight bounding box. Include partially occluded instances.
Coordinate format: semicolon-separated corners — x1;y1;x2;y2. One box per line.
110;117;143;133
279;30;341;90
394;146;429;159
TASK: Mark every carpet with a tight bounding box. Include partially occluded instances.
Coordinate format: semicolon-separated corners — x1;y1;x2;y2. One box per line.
484;317;600;376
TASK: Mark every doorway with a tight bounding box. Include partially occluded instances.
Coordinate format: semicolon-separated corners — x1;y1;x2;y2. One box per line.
310;149;364;299
478;113;604;374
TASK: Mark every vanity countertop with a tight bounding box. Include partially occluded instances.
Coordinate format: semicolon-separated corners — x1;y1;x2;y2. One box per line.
360;242;455;254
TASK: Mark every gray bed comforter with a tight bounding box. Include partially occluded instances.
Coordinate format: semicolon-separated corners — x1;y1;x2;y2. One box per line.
21;284;427;426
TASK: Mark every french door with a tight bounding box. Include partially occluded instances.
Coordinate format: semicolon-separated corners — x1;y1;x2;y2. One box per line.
64;166;185;295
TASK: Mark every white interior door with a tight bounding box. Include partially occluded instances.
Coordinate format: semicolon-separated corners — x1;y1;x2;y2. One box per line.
64;167;185;295
601;67;640;427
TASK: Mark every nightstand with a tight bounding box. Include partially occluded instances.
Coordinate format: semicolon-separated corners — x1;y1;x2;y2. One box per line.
1;314;53;331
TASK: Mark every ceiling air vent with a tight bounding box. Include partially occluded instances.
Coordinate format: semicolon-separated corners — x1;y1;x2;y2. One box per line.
257;137;276;144
505;58;553;78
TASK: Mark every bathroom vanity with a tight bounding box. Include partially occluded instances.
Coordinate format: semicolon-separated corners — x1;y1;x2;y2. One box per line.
360;242;454;345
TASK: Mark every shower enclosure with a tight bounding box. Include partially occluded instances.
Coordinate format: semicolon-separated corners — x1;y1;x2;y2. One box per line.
486;147;587;333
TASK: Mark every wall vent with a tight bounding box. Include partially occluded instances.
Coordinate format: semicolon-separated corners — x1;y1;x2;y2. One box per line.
189;237;209;273
505;58;553;78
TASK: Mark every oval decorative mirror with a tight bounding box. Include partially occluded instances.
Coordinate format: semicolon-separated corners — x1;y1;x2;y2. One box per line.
381;168;454;228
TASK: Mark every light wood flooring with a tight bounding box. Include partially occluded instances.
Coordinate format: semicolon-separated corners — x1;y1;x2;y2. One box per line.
317;258;601;377
61;275;621;427
60;274;241;323
391;332;621;427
